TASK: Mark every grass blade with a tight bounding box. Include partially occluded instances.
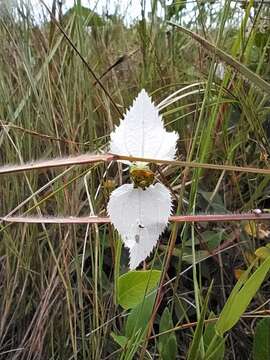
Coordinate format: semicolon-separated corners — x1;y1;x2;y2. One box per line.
168;22;270;96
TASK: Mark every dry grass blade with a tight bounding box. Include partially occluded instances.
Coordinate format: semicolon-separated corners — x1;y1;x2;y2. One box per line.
0;123;86;145
0;154;114;175
2;213;270;224
1;153;270;176
116;155;270;175
39;0;123;117
168;22;270;96
93;48;140;86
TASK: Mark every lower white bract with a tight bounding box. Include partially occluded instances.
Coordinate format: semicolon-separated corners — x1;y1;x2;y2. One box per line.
107;183;172;269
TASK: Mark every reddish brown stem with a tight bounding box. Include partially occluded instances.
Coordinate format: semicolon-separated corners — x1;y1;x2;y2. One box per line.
1;213;270;224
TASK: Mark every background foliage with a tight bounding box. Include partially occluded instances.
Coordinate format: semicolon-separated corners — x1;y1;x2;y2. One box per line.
0;0;270;359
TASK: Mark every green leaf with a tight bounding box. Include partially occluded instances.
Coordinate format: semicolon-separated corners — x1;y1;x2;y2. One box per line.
183;250;209;264
204;316;225;360
204;334;226;360
125;292;156;338
63;5;105;27
216;256;270;335
198;191;227;214
159;307;177;360
200;231;225;251
117;270;161;309
187;282;213;360
253;318;270;360
168;23;270;96
254;32;270;49
255;247;270;260
167;0;186;20
161;336;178;360
160;307;173;334
110;332;128;348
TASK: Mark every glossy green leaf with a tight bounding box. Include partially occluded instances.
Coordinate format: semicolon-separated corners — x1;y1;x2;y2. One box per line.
117;270;161;309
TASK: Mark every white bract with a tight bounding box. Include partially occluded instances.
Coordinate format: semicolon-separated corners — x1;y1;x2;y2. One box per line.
110;89;178;163
107;89;178;269
215;62;225;80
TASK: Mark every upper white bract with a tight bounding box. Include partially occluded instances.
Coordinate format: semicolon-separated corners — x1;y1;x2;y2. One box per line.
109;89;178;162
107;89;178;269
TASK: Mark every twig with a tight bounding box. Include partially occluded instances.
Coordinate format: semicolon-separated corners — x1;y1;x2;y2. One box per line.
149;309;270;339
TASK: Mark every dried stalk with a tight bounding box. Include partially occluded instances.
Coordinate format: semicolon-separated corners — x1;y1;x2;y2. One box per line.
1;213;270;224
1;153;270;176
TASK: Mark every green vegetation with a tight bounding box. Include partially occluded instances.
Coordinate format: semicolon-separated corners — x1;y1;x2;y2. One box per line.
0;0;270;359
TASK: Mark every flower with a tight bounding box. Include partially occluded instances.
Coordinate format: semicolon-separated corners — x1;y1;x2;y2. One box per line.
107;89;178;269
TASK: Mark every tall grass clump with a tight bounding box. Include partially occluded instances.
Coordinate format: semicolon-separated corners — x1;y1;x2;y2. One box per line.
0;0;270;359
